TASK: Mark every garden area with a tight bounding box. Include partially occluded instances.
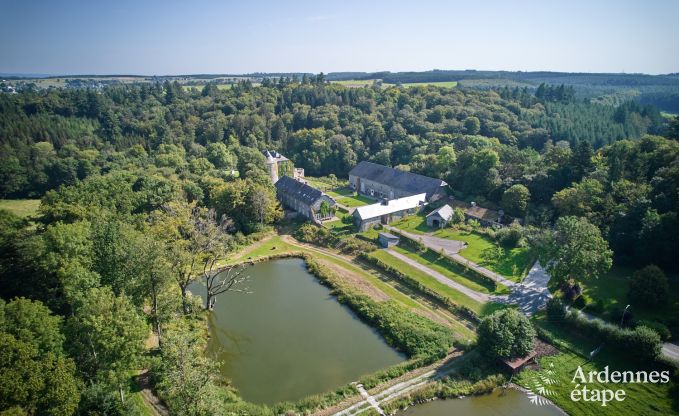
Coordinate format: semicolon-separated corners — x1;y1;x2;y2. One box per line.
390;214;534;282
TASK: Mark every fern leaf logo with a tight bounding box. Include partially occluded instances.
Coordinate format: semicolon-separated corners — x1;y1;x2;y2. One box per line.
525;363;559;406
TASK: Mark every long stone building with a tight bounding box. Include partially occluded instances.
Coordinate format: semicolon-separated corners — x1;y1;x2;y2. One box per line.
275;176;336;222
348;161;448;202
353;193;426;231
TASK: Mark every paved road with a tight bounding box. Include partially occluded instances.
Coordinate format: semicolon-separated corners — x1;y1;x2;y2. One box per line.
384;225;516;288
384;226;552;315
384;249;490;303
662;342;679;362
384;225;465;255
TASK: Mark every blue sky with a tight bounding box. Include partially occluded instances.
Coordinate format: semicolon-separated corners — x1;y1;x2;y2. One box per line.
1;0;678;75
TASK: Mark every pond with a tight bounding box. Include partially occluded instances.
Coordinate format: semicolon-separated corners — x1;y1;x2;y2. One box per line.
189;257;405;405
399;388;563;416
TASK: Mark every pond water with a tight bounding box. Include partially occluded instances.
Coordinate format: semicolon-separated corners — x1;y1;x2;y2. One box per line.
189;258;405;405
399;388;563;416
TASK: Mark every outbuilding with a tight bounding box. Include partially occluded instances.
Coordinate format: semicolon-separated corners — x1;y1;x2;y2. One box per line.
426;204;454;228
377;232;400;248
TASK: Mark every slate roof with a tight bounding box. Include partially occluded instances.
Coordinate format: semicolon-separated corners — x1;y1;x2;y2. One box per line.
275;176;330;206
263;150;289;163
349;161;447;199
354;193;427;220
449;200;500;222
426;204;454;221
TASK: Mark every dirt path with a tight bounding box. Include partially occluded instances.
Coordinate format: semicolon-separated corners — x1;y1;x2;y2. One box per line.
135;370;169;416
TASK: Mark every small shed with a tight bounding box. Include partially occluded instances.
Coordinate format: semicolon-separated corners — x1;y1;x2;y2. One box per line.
377;232;400;248
426;204;454;228
498;350;537;374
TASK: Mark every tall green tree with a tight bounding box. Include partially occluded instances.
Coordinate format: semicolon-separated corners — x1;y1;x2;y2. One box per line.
66;287;148;405
543;216;612;283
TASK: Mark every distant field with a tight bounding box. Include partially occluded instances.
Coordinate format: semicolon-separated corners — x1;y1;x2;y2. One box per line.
182;84;233;92
330;80;375;87
331;80;458;89
393;81;458;88
0;199;40;217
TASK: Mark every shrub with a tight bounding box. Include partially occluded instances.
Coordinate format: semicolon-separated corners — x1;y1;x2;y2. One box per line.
337;236;377;255
477;309;536;360
628;265;669;307
546;298;566;321
627;326;662;362
636;320;672;341
495;224;523;247
562;309;662;361
451;207;466;224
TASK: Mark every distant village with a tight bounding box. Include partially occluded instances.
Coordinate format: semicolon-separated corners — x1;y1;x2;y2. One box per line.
266;150;516;235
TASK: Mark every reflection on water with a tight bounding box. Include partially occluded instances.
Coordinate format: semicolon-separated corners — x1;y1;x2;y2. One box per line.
399;387;563;416
189;258;405;405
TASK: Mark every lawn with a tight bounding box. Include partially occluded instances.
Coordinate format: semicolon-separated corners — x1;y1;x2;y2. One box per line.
324;210;354;234
574;265;679;330
0;199;40;218
337;193;374;208
391;245;509;295
516;314;679;416
390;215;534;282
369;249;486;315
302;177;372;207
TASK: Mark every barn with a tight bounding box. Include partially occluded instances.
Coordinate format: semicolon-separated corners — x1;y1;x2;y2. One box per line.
348;161;448;202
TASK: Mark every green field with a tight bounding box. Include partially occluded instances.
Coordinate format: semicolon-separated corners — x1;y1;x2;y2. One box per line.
369;249;497;316
330;80;458;89
394;81;458;88
391;215;533;281
0;199;40;217
516;314;678;416
575;265;679;326
181;84;233;92
330;80;375;87
391;245;508;295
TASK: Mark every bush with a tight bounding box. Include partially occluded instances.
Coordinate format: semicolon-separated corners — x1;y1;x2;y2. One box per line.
628;265;669;307
495;224;523;248
337;236;377;255
546;298;566;321
562;309;662;361
477;309;536;360
636;320;672;341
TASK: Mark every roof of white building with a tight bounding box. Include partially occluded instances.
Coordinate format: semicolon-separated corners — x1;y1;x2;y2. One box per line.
354;193;426;220
426;204;454;221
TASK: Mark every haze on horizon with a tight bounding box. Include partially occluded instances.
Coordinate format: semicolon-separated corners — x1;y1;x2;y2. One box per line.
1;0;678;76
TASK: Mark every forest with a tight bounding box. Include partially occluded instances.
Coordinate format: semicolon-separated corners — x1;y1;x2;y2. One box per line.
1;78;679;415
